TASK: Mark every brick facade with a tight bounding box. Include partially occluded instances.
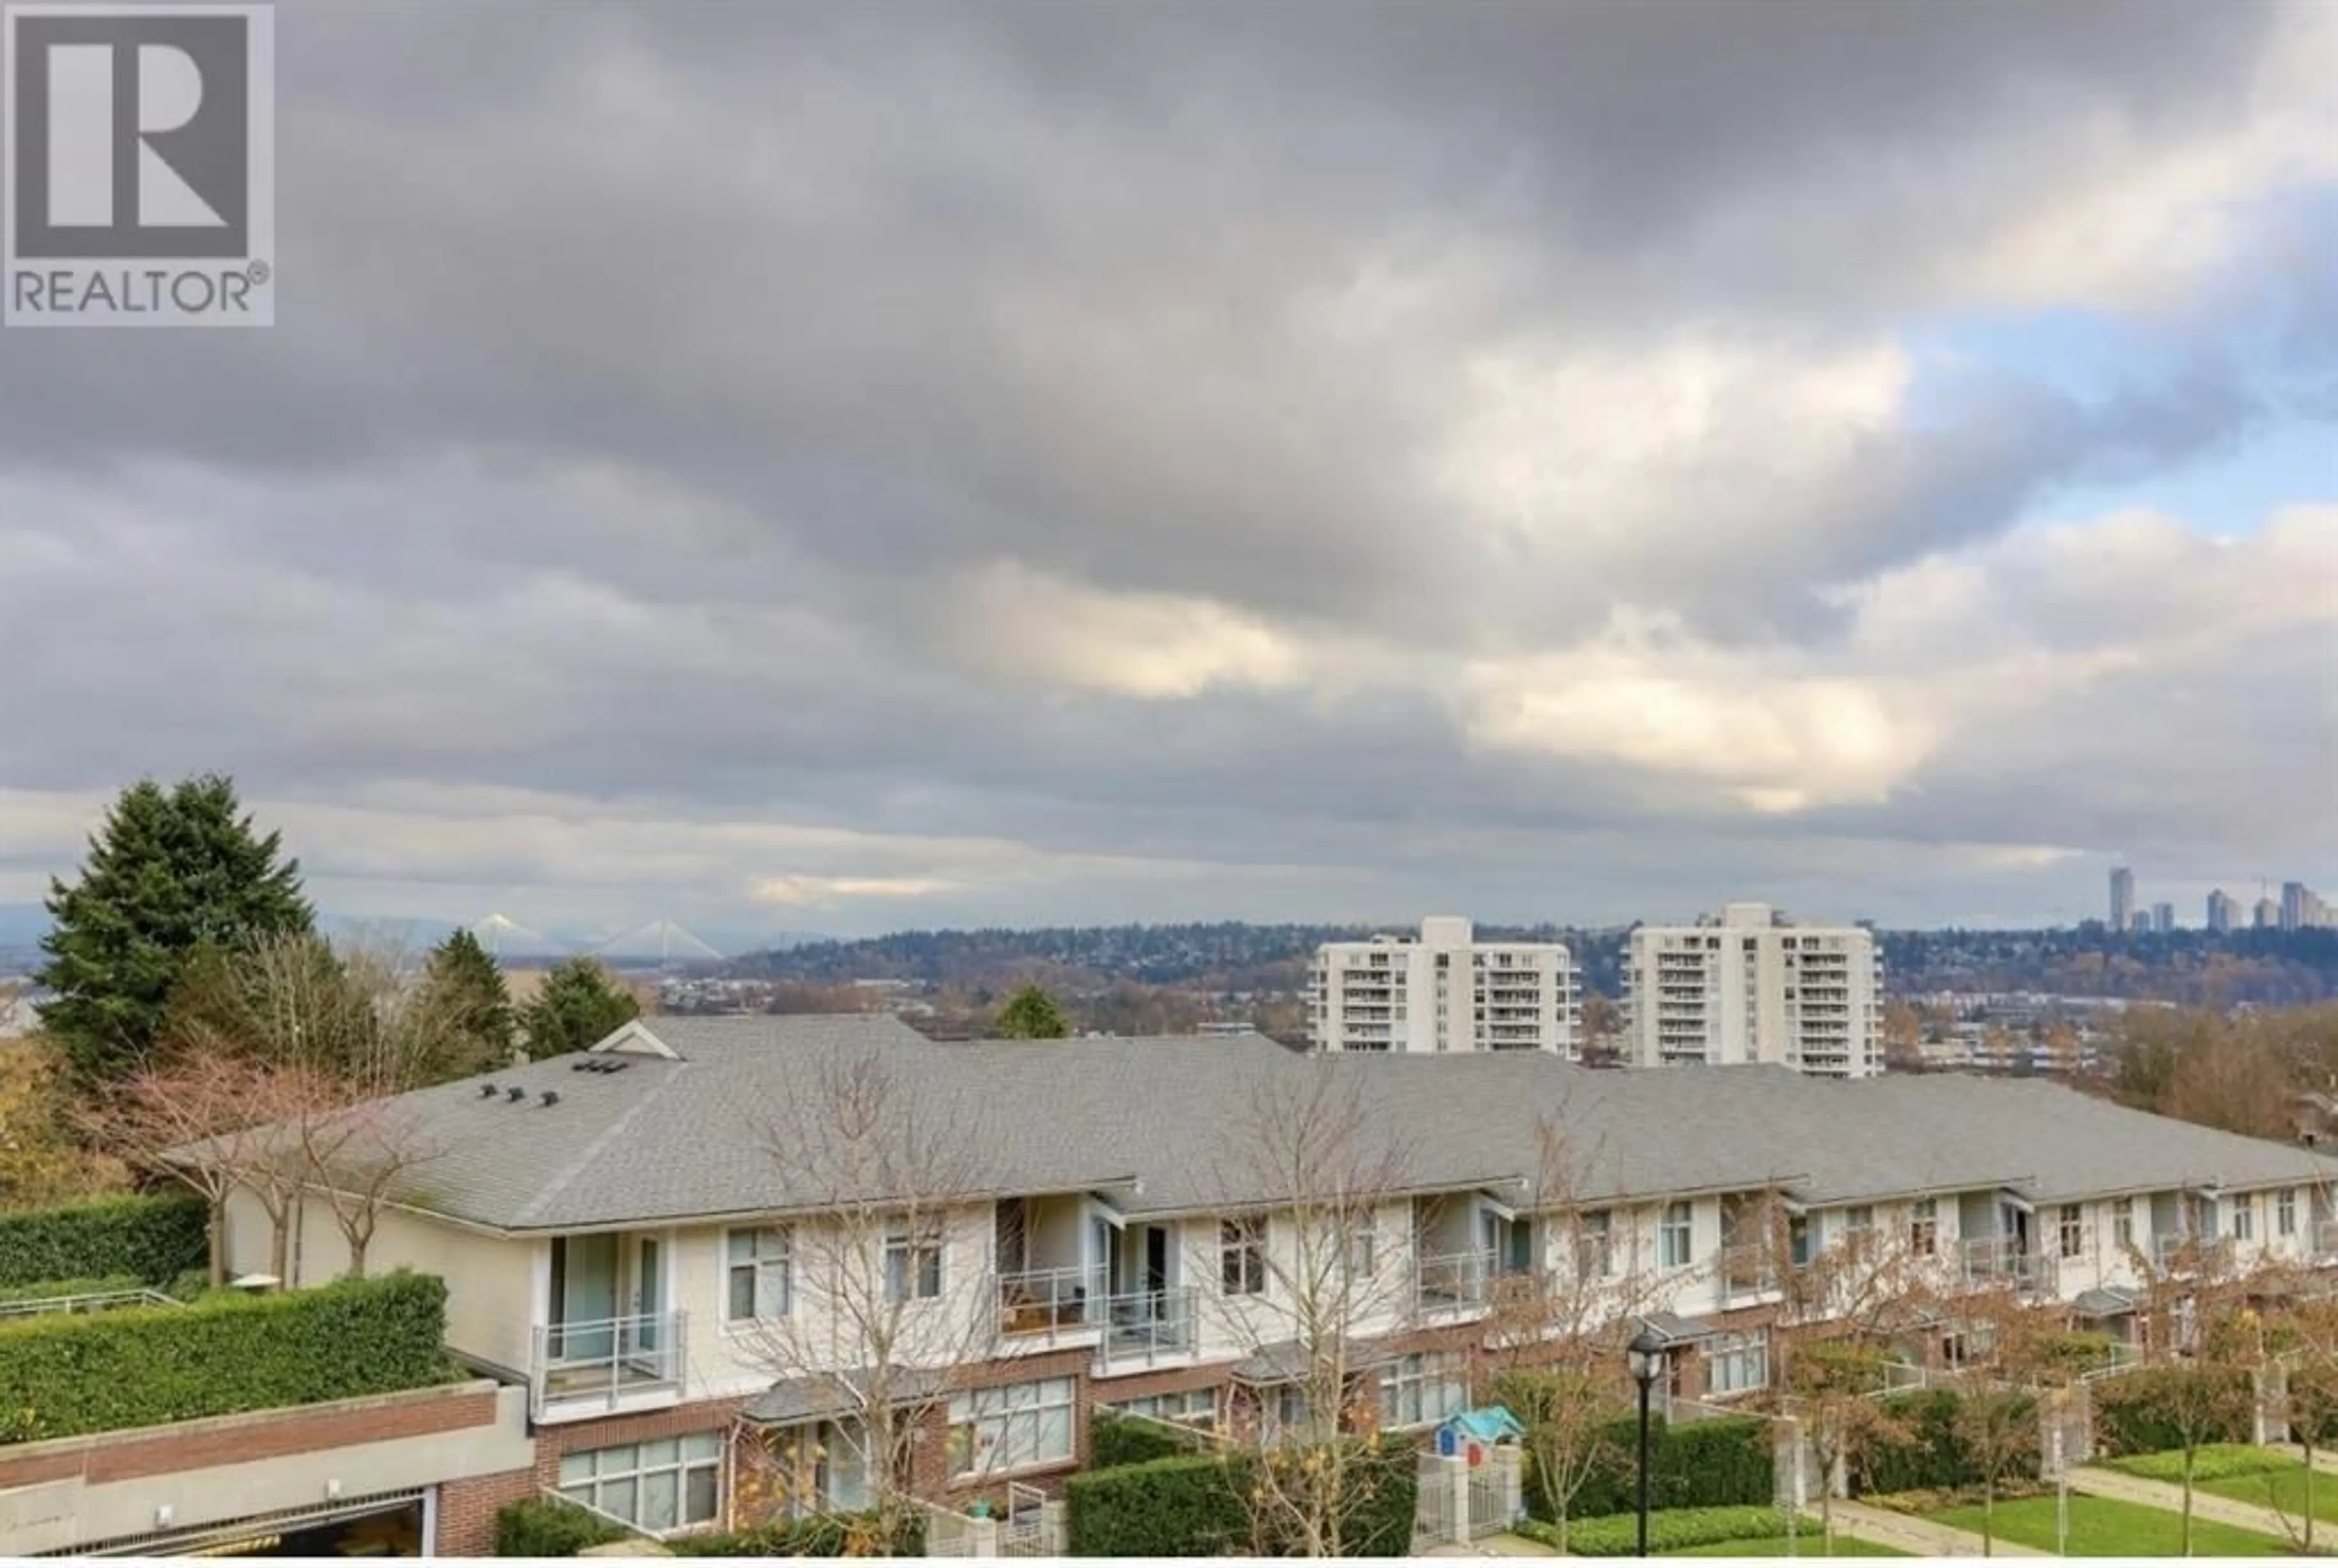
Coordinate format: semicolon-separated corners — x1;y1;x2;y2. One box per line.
0;1384;502;1494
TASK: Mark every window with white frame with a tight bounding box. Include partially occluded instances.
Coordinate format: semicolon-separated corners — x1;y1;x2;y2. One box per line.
1381;1350;1470;1428
2281;1189;2299;1239
1909;1199;1938;1258
1842;1205;1874;1244
557;1433;723;1533
883;1224;943;1302
1706;1330;1768;1395
1344;1214;1377;1280
2113;1203;2135;1253
2232;1195;2255;1242
1222;1217;1266;1296
949;1377;1076;1477
1659;1202;1693;1269
726;1228;791;1322
1108;1388;1219;1429
2057;1205;2083;1260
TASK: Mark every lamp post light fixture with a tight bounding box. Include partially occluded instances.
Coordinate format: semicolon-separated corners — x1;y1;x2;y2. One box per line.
1626;1326;1670;1558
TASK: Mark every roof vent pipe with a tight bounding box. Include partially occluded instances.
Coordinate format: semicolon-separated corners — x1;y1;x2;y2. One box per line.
479;1083;497;1097
541;1091;560;1107
505;1086;526;1102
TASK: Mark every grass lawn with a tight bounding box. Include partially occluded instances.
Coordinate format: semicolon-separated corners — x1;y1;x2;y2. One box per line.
2194;1458;2338;1529
1928;1494;2288;1556
1663;1538;1911;1557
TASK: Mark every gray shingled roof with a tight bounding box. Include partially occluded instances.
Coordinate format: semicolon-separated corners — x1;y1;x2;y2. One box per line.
248;1015;2338;1233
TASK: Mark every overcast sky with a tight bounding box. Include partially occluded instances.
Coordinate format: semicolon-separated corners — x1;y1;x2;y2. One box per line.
2;0;2334;945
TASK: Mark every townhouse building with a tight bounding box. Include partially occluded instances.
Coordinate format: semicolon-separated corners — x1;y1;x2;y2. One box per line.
116;1013;2338;1555
1308;917;1579;1055
1626;903;1884;1077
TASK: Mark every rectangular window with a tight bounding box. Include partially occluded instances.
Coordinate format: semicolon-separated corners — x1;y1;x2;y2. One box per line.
557;1433;723;1533
1221;1217;1266;1296
1578;1211;1613;1278
1660;1202;1693;1270
883;1225;943;1302
2057;1205;2083;1261
1108;1388;1219;1429
1843;1205;1874;1241
1381;1350;1470;1429
949;1377;1076;1477
1346;1216;1377;1279
726;1228;791;1321
1788;1214;1813;1269
2281;1189;2299;1239
2232;1196;2255;1242
2113;1204;2135;1252
1909;1199;1937;1258
1706;1331;1769;1395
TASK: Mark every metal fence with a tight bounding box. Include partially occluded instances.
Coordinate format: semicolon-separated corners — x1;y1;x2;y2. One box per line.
0;1287;181;1319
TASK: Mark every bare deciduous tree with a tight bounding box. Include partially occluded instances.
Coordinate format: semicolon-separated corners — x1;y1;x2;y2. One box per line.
79;1049;329;1286
1762;1213;1937;1551
736;1049;1003;1547
1484;1110;1654;1552
1209;1061;1417;1558
289;1096;442;1278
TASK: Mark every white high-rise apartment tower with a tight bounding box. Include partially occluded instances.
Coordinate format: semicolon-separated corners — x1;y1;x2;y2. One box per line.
1626;902;1884;1079
1308;917;1579;1055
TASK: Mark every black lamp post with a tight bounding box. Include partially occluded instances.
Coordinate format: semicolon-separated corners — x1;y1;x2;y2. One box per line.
1626;1326;1669;1558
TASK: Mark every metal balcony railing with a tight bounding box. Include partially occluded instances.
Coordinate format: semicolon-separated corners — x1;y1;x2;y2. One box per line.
1098;1286;1200;1373
995;1264;1111;1339
531;1309;688;1418
1415;1250;1494;1314
1956;1236;2057;1296
1717;1244;1779;1300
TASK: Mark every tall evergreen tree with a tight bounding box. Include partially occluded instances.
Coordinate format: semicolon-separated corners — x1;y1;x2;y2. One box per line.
425;927;516;1069
521;957;641;1059
995;984;1070;1039
36;775;312;1088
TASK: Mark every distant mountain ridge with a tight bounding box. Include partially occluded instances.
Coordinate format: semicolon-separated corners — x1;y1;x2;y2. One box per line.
0;904;825;964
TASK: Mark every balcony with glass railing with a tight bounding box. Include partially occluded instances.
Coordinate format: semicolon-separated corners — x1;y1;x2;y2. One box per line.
531;1311;689;1421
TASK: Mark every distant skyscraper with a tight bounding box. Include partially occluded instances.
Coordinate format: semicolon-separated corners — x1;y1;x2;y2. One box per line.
2109;866;2135;932
2151;903;2174;933
2256;897;2280;930
2206;889;2238;934
2283;881;2311;932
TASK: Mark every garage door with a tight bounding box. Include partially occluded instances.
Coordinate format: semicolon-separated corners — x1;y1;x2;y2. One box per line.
65;1489;428;1558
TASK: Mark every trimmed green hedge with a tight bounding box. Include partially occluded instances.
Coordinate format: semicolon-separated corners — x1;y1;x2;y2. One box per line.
2093;1365;2254;1457
0;1194;208;1288
1067;1451;1249;1556
1090;1409;1207;1469
2103;1443;2291;1484
1858;1390;2037;1496
0;1269;452;1443
669;1513;925;1556
492;1499;628;1556
1065;1436;1415;1556
1526;1414;1775;1521
1518;1504;1790;1555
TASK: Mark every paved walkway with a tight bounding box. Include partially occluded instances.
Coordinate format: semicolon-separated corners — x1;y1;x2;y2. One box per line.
2275;1441;2338;1476
1822;1499;2052;1557
2067;1466;2296;1544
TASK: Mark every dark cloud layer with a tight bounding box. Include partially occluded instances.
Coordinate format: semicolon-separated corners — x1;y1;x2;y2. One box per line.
1;0;2331;934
